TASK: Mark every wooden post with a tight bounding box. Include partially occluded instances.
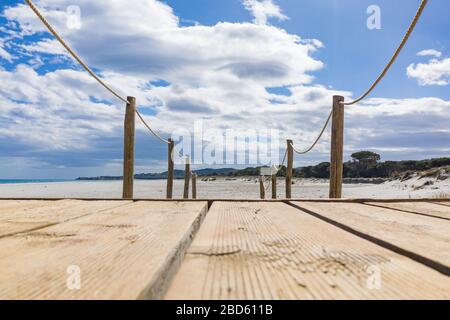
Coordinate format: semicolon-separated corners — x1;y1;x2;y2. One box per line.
166;138;174;199
259;176;265;200
122;96;136;199
286;139;293;199
271;174;277;199
192;173;197;199
329;95;345;199
183;157;191;199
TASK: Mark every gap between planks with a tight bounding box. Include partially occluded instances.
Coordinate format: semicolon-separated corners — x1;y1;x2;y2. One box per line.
165;202;450;300
363;202;450;221
288;202;450;277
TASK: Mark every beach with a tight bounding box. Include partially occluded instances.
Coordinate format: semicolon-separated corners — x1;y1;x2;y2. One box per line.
0;176;448;199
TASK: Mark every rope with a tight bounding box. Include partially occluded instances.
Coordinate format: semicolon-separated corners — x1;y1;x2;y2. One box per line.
25;0;127;104
291;109;333;155
261;148;288;192
344;0;428;106
279;149;288;169
264;176;272;193
135;110;170;144
25;0;169;144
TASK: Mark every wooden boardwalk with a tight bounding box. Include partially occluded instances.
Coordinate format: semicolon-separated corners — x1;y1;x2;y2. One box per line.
0;199;448;300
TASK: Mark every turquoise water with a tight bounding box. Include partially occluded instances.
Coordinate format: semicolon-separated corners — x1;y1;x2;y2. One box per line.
0;179;72;184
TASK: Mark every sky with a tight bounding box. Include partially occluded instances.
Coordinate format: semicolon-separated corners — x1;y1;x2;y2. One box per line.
0;0;449;179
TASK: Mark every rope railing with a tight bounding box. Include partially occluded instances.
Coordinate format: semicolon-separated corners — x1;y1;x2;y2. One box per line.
24;0;429;200
291;109;333;155
25;0;169;144
288;0;428;154
135;110;170;144
261;148;288;193
344;0;428;106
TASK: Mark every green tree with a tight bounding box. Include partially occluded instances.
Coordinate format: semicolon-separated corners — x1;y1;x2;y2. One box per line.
351;151;381;164
350;151;381;178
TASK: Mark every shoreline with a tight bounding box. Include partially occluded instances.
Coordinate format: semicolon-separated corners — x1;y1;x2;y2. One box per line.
0;176;447;200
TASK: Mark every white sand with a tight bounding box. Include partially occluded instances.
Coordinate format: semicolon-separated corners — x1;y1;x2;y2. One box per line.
0;176;448;199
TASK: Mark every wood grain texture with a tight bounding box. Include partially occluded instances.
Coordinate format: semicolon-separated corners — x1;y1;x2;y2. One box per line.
166;139;174;199
122;96;136;199
286;140;293;199
165;202;450;300
365;201;450;220
0;200;127;238
0;201;207;300
271;175;277;200
192;174;197;200
292;202;450;269
183;161;191;199
329;96;344;199
259;176;265;200
433;202;450;207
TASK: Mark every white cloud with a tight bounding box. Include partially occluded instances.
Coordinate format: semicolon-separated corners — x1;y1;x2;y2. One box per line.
346;97;450;154
20;38;68;56
1;0;324;137
4;1;320;88
0;38;13;62
243;0;288;25
2;1;178;36
0;0;449;175
417;49;442;58
0;46;13;62
0;65;124;151
407;57;450;86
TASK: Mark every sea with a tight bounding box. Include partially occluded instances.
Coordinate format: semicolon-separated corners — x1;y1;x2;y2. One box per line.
0;179;71;184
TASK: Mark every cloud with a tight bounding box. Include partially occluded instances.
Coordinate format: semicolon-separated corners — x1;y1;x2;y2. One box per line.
20;38;69;56
346;97;450;154
417;49;442;58
0;38;13;62
407;56;450;86
0;46;12;62
243;0;288;25
0;0;449;177
3;1;321;86
0;65;124;151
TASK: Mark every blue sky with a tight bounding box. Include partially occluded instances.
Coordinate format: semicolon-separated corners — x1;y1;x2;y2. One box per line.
0;0;449;179
167;0;450;99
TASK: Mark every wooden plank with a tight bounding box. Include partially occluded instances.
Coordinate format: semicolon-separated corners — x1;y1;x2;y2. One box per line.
0;200;128;238
365;201;450;220
431;202;450;208
165;202;450;300
0;200;57;212
0;197;447;203
0;201;208;300
291;202;450;271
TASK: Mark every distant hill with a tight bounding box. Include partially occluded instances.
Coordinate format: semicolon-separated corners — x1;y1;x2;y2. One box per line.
77;157;450;180
77;168;238;181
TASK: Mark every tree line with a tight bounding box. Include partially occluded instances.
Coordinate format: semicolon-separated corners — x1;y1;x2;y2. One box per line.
232;151;450;179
